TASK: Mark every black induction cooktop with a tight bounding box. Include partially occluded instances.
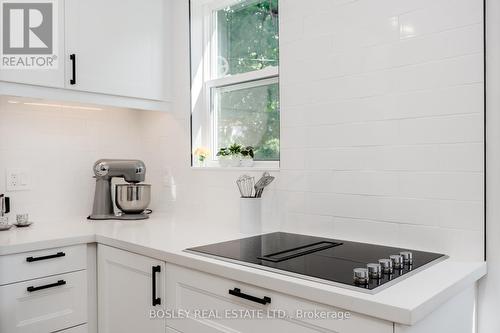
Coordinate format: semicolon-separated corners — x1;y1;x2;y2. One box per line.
186;232;447;293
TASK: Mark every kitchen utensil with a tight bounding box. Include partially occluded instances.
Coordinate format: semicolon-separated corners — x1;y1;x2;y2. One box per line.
236;175;255;198
236;175;247;197
88;159;152;220
253;173;275;198
115;184;152;214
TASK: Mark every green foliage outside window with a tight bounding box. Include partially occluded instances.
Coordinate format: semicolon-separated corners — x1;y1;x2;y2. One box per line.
215;0;280;161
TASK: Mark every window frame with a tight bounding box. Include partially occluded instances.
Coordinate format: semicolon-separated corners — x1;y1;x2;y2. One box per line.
191;0;280;169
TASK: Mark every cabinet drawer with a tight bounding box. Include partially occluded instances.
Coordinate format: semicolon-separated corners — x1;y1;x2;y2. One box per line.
0;270;87;333
0;244;87;285
165;264;392;333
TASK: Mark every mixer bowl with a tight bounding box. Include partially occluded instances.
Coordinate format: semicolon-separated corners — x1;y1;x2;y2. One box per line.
115;184;151;214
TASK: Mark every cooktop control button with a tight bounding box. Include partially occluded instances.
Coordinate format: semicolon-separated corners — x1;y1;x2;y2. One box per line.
353;268;369;285
378;258;393;274
390;254;404;269
367;263;382;279
400;251;414;264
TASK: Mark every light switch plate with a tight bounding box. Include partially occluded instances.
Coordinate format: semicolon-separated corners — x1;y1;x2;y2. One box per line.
6;169;32;191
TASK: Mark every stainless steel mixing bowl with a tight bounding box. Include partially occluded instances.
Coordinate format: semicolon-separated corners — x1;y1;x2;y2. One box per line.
115;184;151;214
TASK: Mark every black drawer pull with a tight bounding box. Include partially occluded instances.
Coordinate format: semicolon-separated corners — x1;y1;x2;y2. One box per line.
70;54;76;85
26;252;66;262
152;265;161;306
27;280;66;292
229;288;271;305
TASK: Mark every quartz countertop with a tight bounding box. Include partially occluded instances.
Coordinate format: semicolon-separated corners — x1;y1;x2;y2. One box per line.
0;213;486;325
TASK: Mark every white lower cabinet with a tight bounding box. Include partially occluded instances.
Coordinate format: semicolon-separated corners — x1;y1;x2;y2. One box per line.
0;270;87;333
97;244;166;333
165;263;393;333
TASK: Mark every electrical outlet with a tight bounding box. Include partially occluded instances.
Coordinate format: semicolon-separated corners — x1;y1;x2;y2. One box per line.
6;169;31;191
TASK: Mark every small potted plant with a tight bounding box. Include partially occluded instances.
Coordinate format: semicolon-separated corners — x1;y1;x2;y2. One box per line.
240;146;255;167
217;144;255;167
193;147;210;167
216;147;236;167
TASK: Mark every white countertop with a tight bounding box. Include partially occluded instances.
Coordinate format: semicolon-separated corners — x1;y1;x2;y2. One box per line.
0;214;486;325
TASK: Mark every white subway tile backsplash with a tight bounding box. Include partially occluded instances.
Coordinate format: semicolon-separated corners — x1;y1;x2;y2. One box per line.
326;194;440;226
287;24;482;84
305;170;335;193
280;126;307;149
369;146;440;171
280;148;306;170
332;171;399;196
281;212;334;236
277;191;306;214
391;54;483;93
399;172;483;201
306;121;400;148
304;192;337;216
398;0;482;40
395;224;483;260
387;83;484;119
332;217;399;246
275;170;307;192
330;16;400;50
279;0;483;260
438;200;484;231
399;114;483;144
438;143;484;172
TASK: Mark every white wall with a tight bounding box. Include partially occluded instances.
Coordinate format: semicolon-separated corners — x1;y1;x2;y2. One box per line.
276;0;485;260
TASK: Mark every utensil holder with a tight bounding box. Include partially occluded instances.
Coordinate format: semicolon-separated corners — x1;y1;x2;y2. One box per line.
240;198;262;235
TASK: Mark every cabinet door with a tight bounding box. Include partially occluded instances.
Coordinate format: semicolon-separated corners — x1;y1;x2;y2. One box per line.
0;0;65;87
98;245;165;333
0;270;87;333
64;0;169;100
166;263;393;333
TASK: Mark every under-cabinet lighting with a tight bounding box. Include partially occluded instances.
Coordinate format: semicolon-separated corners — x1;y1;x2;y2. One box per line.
22;102;103;111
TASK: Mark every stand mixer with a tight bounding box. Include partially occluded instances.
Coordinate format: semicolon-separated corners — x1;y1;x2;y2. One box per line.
88;159;152;220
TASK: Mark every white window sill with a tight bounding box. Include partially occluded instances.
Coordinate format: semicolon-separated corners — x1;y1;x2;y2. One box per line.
191;161;280;172
191;166;280;172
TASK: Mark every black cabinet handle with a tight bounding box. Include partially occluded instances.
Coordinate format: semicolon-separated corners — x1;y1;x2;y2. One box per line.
70;54;76;85
152;265;161;306
27;280;66;292
26;251;65;262
228;288;271;305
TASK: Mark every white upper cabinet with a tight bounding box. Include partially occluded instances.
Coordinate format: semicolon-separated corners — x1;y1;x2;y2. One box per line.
0;0;66;88
0;0;171;104
64;0;170;100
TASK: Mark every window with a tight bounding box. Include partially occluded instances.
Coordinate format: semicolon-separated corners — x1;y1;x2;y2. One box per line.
191;0;280;167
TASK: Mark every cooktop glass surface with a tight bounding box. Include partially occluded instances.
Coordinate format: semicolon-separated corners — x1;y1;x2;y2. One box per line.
186;232;446;291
